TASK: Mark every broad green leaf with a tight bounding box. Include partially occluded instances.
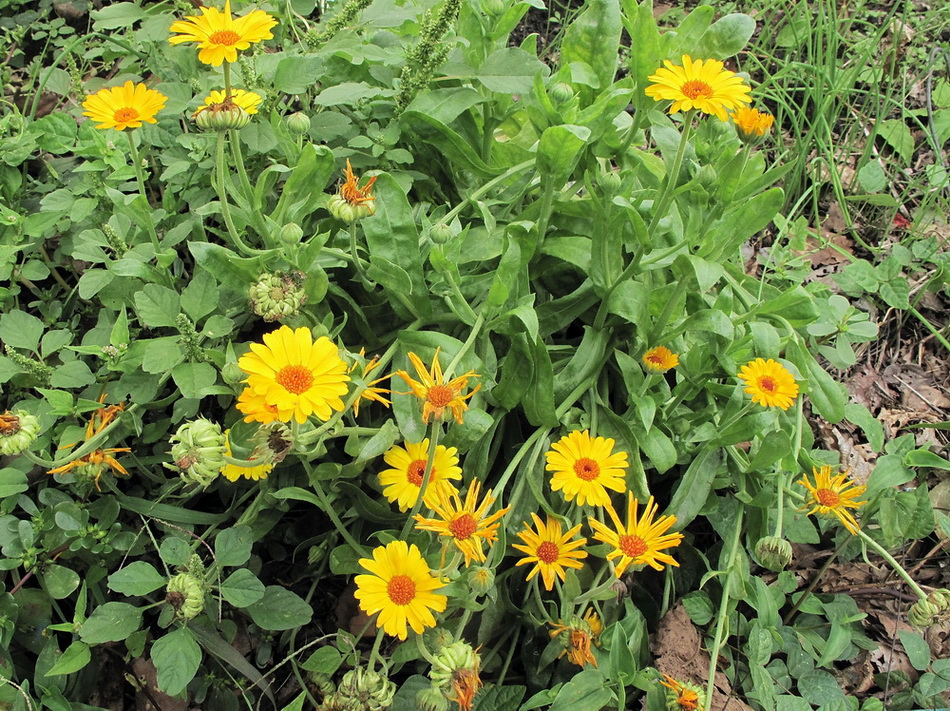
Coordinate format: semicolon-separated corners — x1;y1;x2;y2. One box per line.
220;569;265;608
245;587;313;630
537;125;591;187
477;48;548;94
171;362;218;400
151;628;202;697
79;602;143;643
668;448;720;529
180;270;219;322
39;565;81;600
699;13;755;58
301;646;343;675
547;670;612;711
45;641;91;676
134;284;181;329
214;526;254;567
559;0;621;90
898;629;931;670
0;310;44;351
108;561;167;597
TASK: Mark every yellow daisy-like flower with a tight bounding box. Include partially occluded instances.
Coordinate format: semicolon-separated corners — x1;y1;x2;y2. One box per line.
219;429;272;482
545;430;628;508
512;514;588;591
81;81;168;131
395;348;480;425
549;609;602;668
237;326;350;424
168;0;278;66
193;89;263;116
414;479;510;566
588;493;683;577
732;106;774;141
354;540;448;640
737;358;799;410
798;465;867;535
349;350;392;418
379;439;462;511
235;386;280;424
645;55;752;121
643;346;679;373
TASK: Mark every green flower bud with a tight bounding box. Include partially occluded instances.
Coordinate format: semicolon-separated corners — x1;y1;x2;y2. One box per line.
549;82;574;105
483;0;505;16
221;361;245;386
694;164;718;190
415;685;449;711
909;598;940;629
429;641;477;689
327;194;375;223
285;112;312;135
428;223;454;245
929;588;950;611
334;668;395;711
248;271;307;322
0;411;40;456
166;418;227;488
279;222;304;246
599;171;623;197
194;104;251;132
468;565;494;596
308;671;336;696
166;572;206;619
754;536;793;572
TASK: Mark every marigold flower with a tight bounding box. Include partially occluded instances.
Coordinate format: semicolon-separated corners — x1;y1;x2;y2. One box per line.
235;386;281;424
660;675;704;711
512;514;588;591
732;106;774;143
328;159;378;222
48;447;131;490
237;326;350;424
168;0;278;66
588;493;683;577
82;81;167;131
414;479;509;565
395;348;480;425
354;540;447;640
737;357;799;410
350;350;392;418
379;439;461;511
798;465;867;535
193;89;263;116
549;609;602;668
643;346;679;373
545;430;628;507
220;429;273;482
645;55;751;121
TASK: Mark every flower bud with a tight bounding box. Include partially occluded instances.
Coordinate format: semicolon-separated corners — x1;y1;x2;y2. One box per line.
416;685;449;711
248;271;307;322
166;572;206;619
0;411;40;455
428;223;454;245
221;361;246;386
285;112;311;135
279;222;304;246
468;566;494;596
334;668;395;711
484;0;505;15
929;588;950;612
194;104;251;132
550;82;574;105
327;194;375;223
166;418;227;488
694;164;718;189
909;598;941;629
429;641;477;689
599;171;623;197
754;536;793;572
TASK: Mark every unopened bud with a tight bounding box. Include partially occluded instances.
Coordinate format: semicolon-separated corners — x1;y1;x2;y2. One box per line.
194;105;251;132
468;566;494;596
428;223;454;245
550;83;574;105
279;222;304;246
754;536;793;572
285;112;311;135
0;411;40;455
599;171;623;196
166;418;227;487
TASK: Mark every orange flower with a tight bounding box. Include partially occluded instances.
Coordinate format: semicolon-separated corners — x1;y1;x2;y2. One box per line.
395;348;480;425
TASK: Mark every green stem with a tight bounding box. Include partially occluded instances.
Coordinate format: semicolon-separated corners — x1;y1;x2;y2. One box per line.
775;397;805;538
647;275;692;345
349;222;373;288
398;422;440;539
647;112;695;236
229;130;268;236
309;475;365;556
445;313;484;377
368;629;386;672
910;307;950;352
214;133;263;257
125;131;162;255
455;606;474;641
493;428;549;499
704;505;743;711
856;529;928;600
441;160;534;225
223;62;233;100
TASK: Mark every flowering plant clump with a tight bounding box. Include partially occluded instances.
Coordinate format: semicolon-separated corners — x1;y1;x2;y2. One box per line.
4;0;943;707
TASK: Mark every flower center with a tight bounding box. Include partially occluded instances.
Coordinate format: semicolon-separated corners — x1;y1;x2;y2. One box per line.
573;457;600;481
407;459;429;486
536;541;560;563
816;488;840;507
276;365;314;394
426;384;454;408
680;80;713;100
386;575;416;605
618;534;648;559
448;513;478;540
758;376;777;393
113;107;139;124
647;354;665;365
209;29;241;46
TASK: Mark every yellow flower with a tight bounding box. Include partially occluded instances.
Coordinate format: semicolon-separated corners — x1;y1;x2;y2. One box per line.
48;447;131;490
798;465;867;535
549;609;602;668
737;357;799;410
732;106;774;141
81;81;167;131
354;540;448;640
588;493;683;577
545;430;628;508
237;326;350;424
350;350;392;418
193;89;263;116
379;439;462;511
660;675;703;711
643;346;679;373
168;0;278;66
235;386;280;424
512;514;588;591
395;348;480;425
414;479;510;566
220;429;272;482
645;55;752;121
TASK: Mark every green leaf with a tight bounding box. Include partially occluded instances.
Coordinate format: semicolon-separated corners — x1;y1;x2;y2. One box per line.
559;0;621;90
472;685;525;711
898;629;931;670
274;57;324;94
867;453;914;493
215;526;254;567
668;449;720;529
39;564;81;600
700;13;755;58
91;2;147;29
844;403;884;452
220;569;266;608
301;646;343;676
477;48;548;94
787;342;845;423
78;269;114;299
904;448;950;471
151;628;202;697
0;468;28;498
134;284;181;329
547;670;612;711
796;669;846;705
0;310;44;351
171;362;218;400
180;270;219;322
641;428;677;473
45;641;91;676
50;360;96;389
537;125;591;187
878;278;909;309
857;161;887;192
79;602;143;643
107;561;167;597
245;587;313;630
523;337;559;427
189;242;259;292
877;119;914;162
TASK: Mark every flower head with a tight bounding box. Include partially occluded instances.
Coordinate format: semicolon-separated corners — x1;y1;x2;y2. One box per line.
660;675;704;711
328;160;378;222
645;55;751;121
732;106;774;144
414;479;510;566
798;465;867;534
247;271;306;321
429;641;482;711
379;439;462;511
48;447;131;490
166;418;227;488
194;89;263;116
220;429;273;482
82;81;167;131
354;540;448;640
512;514;588;591
588;494;683;577
643;346;679;373
237;326;350;424
395;348;480;425
549;609;602;668
545;430;628;507
0;411;41;455
168;0;278;66
738;358;799;410
350;349;392;418
235;386;280;424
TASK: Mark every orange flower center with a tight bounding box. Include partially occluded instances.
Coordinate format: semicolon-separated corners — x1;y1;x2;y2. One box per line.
647;353;665;365
209;29;241;46
276;365;314;394
386;575;416;605
448;514;477;540
758;376;777;393
618;534;648;559
407;459;428;486
113;107;140;124
573;457;600;481
680;80;713;100
426;384;454;408
536;541;560;563
816;488;840;507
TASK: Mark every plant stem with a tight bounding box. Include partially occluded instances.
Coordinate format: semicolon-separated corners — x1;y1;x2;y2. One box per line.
125;131;162;255
368;629;386;671
398;421;440;539
856;529;928;600
349;222;373;288
309;474;364;557
704;504;743;711
647;111;695;236
214;132;262;257
445;313;484;377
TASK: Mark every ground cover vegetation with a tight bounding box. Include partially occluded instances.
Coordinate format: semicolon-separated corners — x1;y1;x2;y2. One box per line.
0;0;948;708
